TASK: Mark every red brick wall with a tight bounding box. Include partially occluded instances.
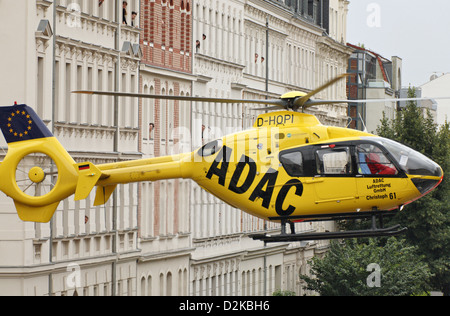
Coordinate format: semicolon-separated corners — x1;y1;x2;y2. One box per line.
139;0;190;237
140;0;192;73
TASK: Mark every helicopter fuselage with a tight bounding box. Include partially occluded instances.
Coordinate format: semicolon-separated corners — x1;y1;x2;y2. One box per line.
178;111;443;222
0;105;443;224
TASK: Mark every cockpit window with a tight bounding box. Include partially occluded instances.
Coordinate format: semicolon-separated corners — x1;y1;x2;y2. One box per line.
356;143;398;175
199;139;223;157
315;146;352;175
368;137;442;177
280;150;304;176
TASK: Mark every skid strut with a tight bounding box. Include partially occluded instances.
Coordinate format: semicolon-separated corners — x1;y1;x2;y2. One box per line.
250;209;407;243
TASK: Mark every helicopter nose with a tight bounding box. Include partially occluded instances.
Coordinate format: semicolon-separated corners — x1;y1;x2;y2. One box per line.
405;151;444;195
411;174;443;196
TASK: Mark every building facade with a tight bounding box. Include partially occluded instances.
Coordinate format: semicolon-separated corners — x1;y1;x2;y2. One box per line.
137;0;195;297
0;0;142;296
0;0;350;296
419;73;450;126
346;43;402;133
398;86;438;123
189;0;351;296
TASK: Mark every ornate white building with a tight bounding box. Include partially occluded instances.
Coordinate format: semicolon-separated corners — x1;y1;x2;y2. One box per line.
0;0;351;296
190;0;352;296
0;0;142;296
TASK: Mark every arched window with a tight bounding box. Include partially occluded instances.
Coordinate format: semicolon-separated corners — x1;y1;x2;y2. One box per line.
140;276;146;296
162;0;167;48
166;272;173;296
168;88;174;141
159;273;164;296
144;0;149;42
150;0;155;45
169;0;174;50
186;0;191;54
181;1;186;52
147;275;152;296
161;87;167;141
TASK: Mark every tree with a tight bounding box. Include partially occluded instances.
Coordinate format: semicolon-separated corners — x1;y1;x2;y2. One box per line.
376;86;450;295
272;289;296;296
301;87;449;296
301;238;431;296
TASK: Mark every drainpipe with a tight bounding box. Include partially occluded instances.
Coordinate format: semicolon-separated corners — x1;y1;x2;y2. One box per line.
112;0;121;297
49;0;57;296
264;17;270;296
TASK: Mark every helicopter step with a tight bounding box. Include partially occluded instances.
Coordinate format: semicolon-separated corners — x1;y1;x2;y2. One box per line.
250;209;407;243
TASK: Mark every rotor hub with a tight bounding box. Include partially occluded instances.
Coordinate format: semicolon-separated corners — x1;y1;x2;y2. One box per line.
28;166;45;184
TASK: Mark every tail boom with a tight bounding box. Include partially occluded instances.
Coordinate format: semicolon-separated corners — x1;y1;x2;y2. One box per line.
76;153;191;206
0;103;192;222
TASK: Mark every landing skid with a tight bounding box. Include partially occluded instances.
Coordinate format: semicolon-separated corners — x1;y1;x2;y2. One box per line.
250;209;407;243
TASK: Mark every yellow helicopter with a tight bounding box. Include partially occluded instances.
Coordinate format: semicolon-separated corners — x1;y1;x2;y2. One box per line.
0;74;445;242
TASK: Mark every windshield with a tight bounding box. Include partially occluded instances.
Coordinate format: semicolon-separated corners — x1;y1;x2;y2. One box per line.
365;137;442;177
199;139;223;157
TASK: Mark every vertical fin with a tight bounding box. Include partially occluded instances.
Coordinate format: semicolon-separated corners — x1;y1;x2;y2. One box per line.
74;162;104;201
94;185;117;206
0;104;53;143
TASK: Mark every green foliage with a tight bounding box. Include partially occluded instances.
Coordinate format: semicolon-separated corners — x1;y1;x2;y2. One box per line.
313;89;450;295
376;87;450;295
300;238;431;296
301;87;449;296
376;87;439;154
272;289;297;296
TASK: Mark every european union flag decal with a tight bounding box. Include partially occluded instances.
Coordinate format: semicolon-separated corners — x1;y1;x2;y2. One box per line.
0;104;53;143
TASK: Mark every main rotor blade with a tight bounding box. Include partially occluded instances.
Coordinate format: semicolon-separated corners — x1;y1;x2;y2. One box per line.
293;73;351;110
304;96;450;107
250;105;287;111
349;96;450;103
73;91;286;107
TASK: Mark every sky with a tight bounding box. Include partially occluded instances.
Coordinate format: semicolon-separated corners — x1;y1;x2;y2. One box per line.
346;0;450;87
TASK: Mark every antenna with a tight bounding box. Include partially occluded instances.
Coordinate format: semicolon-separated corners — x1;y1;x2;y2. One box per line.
359;112;368;133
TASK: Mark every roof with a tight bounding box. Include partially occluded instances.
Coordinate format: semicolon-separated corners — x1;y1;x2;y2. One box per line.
347;43;392;84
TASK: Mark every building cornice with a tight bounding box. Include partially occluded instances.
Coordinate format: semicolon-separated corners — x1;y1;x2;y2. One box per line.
195;53;246;71
318;35;353;56
138;247;195;263
246;0;324;36
140;63;197;82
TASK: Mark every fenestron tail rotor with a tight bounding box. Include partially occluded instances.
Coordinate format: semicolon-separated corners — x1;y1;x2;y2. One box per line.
15;152;58;198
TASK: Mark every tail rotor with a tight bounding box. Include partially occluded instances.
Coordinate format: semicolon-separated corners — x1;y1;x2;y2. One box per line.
15;152;59;198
